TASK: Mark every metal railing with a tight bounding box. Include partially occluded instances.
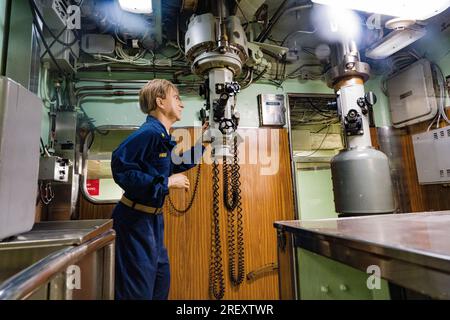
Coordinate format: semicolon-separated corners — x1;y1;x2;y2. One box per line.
0;230;115;300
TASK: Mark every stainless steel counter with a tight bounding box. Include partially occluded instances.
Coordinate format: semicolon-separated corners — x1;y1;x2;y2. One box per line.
0;220;115;300
274;211;450;299
0;219;113;249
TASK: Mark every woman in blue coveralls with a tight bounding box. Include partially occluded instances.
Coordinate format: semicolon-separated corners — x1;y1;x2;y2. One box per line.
111;79;206;300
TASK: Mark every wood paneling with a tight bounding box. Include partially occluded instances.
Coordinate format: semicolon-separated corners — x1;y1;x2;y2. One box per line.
78;198;115;220
374;109;450;213
78;128;295;300
400;114;450;212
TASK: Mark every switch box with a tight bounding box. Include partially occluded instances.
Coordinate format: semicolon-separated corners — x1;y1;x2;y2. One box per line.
387;59;438;128
39;156;70;182
258;94;286;127
412;125;450;184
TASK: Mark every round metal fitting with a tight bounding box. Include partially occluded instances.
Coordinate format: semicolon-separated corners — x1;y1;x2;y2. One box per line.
192;51;243;76
326;61;371;88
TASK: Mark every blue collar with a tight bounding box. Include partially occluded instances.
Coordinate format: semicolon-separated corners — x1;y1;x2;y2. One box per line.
146;115;176;148
146;115;169;137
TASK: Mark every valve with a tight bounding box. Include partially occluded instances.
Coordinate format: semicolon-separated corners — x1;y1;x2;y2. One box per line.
344;109;363;136
356;92;377;115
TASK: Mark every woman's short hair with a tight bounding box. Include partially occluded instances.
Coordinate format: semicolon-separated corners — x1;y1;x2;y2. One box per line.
139;79;178;114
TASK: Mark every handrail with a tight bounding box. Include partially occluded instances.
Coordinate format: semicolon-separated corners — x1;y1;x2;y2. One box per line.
0;230;115;300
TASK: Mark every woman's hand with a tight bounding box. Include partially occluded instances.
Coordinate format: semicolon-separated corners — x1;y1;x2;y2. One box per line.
168;173;190;190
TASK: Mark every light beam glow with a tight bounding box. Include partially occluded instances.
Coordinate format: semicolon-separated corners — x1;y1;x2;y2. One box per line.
118;0;153;14
311;0;449;21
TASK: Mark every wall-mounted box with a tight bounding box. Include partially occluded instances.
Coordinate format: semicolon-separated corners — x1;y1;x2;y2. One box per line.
387;59;438;128
412;125;450;184
258;94;286;127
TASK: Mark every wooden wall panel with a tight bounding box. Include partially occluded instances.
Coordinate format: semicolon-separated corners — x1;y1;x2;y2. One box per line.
400;114;450;212
165;128;294;300
78;199;115;220
78;128;295;300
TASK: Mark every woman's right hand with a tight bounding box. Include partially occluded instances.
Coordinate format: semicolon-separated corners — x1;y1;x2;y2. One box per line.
168;173;190;190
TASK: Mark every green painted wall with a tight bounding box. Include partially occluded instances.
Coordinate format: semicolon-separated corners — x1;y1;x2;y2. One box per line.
5;0;33;88
77;78;334;128
296;168;338;220
365;76;392;127
298;249;390;300
0;0;9;75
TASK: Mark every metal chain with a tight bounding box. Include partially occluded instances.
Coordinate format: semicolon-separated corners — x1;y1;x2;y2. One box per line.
168;164;202;215
209;160;225;300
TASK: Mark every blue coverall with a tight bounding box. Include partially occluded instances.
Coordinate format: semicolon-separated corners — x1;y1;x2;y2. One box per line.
111;115;204;300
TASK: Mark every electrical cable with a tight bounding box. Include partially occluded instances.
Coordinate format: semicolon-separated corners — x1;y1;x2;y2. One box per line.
30;7;65;74
299;123;332;157
168;164;202;215
209;160;225;300
29;0;79;46
223;136;245;286
307;98;335;118
233;0;249;28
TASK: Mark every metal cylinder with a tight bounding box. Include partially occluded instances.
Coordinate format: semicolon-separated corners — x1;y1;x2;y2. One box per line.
337;81;372;149
331;147;395;216
184;14;248;76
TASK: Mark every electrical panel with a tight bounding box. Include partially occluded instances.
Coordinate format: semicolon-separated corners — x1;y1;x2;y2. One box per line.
81;34;115;55
42;0;69;29
257;94;286;127
387;59;438;128
412;125;450;184
42;29;79;73
39;156;69;182
39;0;79;73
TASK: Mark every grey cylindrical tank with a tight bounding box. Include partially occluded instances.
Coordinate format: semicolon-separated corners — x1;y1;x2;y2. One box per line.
331;147;395;216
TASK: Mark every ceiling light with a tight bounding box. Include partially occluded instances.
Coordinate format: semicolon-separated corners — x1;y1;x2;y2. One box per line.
118;0;153;14
365;26;426;59
311;0;449;21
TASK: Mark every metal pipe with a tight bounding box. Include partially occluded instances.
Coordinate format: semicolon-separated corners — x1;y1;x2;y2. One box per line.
76;92;140;109
0;230;116;300
281;28;316;46
76;66;190;73
255;0;289;42
74;78;203;88
74;86;142;97
75;78;149;83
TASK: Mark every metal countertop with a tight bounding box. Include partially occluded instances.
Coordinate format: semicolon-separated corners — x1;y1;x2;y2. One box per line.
0;219;113;250
274;211;450;298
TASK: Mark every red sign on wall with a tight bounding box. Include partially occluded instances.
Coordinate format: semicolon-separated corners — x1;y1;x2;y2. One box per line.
86;179;100;196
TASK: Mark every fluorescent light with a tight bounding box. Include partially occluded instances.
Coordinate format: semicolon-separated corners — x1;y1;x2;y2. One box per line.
365;27;426;59
118;0;153;14
311;0;449;20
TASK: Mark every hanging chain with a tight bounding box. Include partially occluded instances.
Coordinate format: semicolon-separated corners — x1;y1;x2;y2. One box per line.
209;160;225;300
223;136;245;286
168;164;202;215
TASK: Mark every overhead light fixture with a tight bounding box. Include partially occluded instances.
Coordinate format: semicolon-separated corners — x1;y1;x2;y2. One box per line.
365;25;426;59
118;0;153;14
311;0;449;21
